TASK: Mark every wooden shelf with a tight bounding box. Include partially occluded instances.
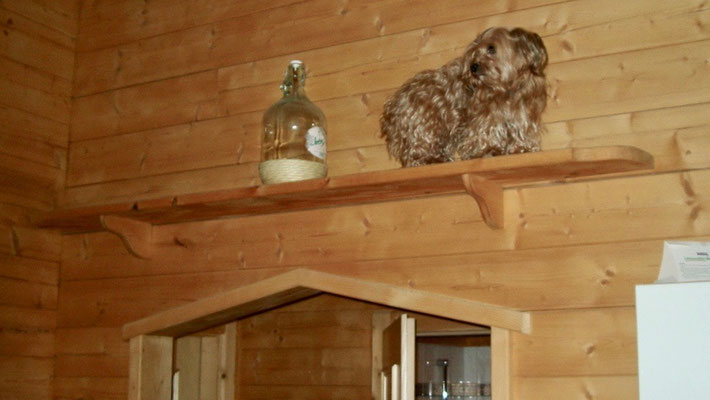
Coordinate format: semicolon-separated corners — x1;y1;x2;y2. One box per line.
37;146;653;250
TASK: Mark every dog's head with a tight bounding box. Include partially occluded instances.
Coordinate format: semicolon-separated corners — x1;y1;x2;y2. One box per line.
463;27;548;92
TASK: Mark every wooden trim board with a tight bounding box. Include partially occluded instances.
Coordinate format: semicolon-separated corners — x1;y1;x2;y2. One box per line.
122;269;532;340
39;146;653;233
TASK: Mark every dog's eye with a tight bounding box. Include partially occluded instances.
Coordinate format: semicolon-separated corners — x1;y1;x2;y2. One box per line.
487;45;496;55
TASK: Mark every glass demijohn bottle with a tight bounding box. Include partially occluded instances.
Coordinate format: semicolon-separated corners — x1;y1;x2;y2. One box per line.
259;60;327;184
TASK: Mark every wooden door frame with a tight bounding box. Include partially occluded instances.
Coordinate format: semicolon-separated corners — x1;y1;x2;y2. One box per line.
124;269;526;400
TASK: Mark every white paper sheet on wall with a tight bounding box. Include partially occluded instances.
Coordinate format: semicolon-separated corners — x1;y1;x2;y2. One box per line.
657;241;710;283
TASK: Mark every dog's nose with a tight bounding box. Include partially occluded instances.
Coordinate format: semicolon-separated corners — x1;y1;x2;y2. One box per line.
470;63;480;74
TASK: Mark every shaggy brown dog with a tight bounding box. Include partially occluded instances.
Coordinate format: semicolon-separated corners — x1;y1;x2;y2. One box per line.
380;27;548;167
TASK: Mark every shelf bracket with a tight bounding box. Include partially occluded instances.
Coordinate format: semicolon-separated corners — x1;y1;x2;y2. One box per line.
461;174;504;229
100;215;153;259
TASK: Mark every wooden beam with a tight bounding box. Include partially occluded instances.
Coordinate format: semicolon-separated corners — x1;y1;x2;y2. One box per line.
491;327;512;400
122;269;531;341
301;269;531;333
217;323;236;400
122;272;323;339
128;335;173;400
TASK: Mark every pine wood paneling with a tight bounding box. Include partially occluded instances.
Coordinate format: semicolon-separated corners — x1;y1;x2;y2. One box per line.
70;70;219;142
0;132;66;170
60;162;259;208
514;308;638;377
0;1;77;399
0;304;56;330
55;327;126;356
239;385;371;400
0;8;75;79
0;56;72;98
0;222;61;260
63;0;710;196
0;105;69;147
240;309;372;348
0;278;57;309
241;347;370;379
1;0;78;38
515;376;638;400
66;113;258;186
75;0;298;51
73;0;562;96
546;40;710;123
237;295;374;399
54;376;127;400
0;356;53;394
0;330;54;358
0;253;58;284
54;1;710;400
60;231;669;311
0;75;70;123
72;0;707;97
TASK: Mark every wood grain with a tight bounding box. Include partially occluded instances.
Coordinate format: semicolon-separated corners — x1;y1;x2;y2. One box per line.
514;307;638;377
32;2;710;400
127;335;173;400
40;146;653;233
0;3;76;400
121;269;531;340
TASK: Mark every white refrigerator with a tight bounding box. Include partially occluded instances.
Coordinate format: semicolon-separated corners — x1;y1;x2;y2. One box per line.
636;281;710;399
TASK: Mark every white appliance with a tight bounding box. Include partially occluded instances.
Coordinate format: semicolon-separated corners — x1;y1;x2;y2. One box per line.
636;281;710;399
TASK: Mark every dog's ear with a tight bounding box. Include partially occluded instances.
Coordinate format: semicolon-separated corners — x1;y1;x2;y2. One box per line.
510;28;548;75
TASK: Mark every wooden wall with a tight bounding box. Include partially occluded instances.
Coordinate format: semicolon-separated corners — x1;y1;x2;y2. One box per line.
0;1;78;399
53;0;710;399
236;294;376;400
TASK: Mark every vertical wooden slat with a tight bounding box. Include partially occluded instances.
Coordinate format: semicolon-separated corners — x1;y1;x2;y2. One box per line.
175;336;201;400
199;336;219;400
218;323;237;400
372;310;397;400
402;316;415;400
491;327;511;400
128;335;174;400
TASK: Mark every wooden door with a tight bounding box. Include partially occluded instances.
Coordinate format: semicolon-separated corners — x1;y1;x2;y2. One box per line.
380;314;416;400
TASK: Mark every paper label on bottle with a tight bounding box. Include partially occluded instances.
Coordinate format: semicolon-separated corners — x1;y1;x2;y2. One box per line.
306;126;326;160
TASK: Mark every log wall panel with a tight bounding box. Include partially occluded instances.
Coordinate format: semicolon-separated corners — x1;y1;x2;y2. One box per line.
54;376;127;400
0;0;78;39
515;376;638;400
0;254;58;285
72;0;704;97
0;8;75;79
67;0;708;120
57;171;710;281
70;70;219;142
75;0;298;52
238;385;370;400
514;308;638;377
0;1;77;399
57;234;665;322
62;100;710;206
56;170;710;399
236;295;375;399
53;0;710;399
0;105;69;148
72;0;562;96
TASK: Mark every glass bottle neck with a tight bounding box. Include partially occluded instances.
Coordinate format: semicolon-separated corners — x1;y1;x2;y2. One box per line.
282;85;306;98
280;62;307;98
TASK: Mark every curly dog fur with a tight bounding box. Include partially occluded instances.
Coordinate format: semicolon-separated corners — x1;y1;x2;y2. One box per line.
380;27;548;167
